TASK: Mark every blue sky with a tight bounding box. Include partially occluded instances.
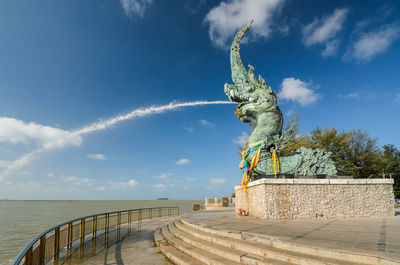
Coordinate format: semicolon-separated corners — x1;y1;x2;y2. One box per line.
0;0;399;200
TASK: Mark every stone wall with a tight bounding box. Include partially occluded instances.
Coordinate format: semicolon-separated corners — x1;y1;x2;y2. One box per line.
235;179;395;219
205;196;232;209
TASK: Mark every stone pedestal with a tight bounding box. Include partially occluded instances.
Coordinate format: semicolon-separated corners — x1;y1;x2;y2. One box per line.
235;178;395;219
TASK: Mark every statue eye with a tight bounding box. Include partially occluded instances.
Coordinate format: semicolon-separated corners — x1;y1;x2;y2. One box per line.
245;85;255;92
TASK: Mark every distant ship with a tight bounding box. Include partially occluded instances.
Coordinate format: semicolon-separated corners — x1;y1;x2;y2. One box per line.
156;198;169;200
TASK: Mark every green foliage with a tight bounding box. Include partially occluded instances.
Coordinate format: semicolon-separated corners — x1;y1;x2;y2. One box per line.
278;134;312;156
342;129;381;178
394;187;400;199
280;127;400;188
381;144;400;193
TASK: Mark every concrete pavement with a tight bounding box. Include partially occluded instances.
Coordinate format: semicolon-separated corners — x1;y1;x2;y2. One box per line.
185;208;400;262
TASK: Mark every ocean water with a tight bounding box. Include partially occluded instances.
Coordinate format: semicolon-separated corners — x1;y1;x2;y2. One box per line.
0;200;202;265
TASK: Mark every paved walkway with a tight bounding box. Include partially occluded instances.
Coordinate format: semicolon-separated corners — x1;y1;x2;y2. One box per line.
64;216;176;265
186;208;400;261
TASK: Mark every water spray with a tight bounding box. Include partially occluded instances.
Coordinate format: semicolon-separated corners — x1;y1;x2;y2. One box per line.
0;100;234;178
73;101;233;136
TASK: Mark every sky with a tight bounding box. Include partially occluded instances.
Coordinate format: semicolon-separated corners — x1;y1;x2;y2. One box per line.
0;0;399;200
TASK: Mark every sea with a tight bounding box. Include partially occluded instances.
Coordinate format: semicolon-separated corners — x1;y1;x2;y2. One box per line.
0;199;203;265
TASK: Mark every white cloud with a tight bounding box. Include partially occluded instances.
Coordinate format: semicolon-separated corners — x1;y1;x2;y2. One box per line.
285;109;295;117
1;181;43;191
321;39;339;57
60;175;95;186
120;0;152;17
303;8;348;56
338;92;360;99
87;153;106;160
184;127;195;133
0;160;9;168
233;132;249;146
303;8;348;46
338;91;376;100
176;158;191;165
153;173;171;179
278;78;319;106
186;177;195;182
128;179;139;186
204;0;286;48
0;117;82;150
0;149;43;181
107;179;139;189
344;24;400;62
199;119;213;127
153;183;166;190
48;172;54;177
209;178;227;184
395;93;400;102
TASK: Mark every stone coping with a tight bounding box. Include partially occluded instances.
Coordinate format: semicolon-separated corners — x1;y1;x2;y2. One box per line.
234;178;394;190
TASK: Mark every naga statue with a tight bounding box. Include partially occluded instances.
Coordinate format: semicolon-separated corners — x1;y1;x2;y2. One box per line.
224;21;337;179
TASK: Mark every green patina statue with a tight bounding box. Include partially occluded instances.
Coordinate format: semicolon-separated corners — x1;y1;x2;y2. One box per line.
225;21;337;177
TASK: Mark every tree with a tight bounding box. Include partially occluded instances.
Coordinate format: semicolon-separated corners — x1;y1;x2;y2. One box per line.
278;134;312;156
346;130;381;178
381;144;400;198
280;127;383;178
310;128;354;176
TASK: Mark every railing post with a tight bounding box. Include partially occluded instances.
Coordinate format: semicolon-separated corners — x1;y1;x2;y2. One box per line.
38;235;46;265
158;208;162;217
128;211;132;234
67;222;73;250
104;214;109;245
54;227;60;261
117;212;121;242
25;246;33;265
92;216;97;239
80;218;85;245
91;216;97;255
78;218;85;258
168;207;171;216
138;210;142;232
149;208;152;221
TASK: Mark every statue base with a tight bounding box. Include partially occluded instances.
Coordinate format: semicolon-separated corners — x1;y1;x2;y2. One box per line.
235;178;395;219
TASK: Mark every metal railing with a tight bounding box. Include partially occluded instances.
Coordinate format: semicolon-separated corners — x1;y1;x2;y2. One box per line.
13;206;179;265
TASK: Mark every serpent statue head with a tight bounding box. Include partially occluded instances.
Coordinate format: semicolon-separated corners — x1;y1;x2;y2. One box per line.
224;21;337;178
224;21;279;124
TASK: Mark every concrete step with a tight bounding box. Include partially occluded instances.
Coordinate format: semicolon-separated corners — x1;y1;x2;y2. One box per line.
170;221;290;265
159;243;200;265
179;218;368;265
169;221;246;262
161;224;242;265
156;216;399;265
154;228;205;265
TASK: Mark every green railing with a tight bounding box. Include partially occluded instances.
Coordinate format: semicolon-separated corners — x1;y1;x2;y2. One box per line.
13;206;179;265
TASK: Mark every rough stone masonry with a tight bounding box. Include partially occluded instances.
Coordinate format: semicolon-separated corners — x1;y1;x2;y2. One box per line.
235;179;395;219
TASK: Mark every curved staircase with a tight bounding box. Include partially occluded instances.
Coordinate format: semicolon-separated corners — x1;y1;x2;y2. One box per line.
154;216;399;265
